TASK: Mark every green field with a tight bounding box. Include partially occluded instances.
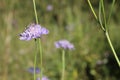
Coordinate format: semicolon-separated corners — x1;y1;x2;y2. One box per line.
0;0;120;80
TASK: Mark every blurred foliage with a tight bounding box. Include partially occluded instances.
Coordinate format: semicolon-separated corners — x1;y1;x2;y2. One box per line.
0;0;120;80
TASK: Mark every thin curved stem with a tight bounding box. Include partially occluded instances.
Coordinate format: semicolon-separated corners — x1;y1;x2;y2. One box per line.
87;0;105;31
107;0;115;25
61;50;65;80
87;0;98;20
99;1;105;31
101;0;107;29
87;0;120;67
101;0;120;67
105;31;120;67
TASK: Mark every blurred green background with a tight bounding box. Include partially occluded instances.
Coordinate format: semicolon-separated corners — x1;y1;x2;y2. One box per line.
0;0;120;80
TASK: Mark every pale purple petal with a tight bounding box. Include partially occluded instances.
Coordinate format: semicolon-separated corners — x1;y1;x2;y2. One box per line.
55;39;74;50
27;67;40;74
55;42;60;48
19;23;49;41
41;27;49;34
37;76;49;80
19;32;32;41
46;4;53;11
68;44;74;50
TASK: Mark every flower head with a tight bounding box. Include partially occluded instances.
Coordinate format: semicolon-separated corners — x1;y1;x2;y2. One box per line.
46;4;53;11
55;40;74;50
19;23;49;41
27;67;40;74
37;76;49;80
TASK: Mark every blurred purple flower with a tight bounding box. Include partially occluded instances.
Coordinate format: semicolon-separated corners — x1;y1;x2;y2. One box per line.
27;67;40;74
55;40;74;50
37;76;49;80
19;23;49;41
46;4;53;11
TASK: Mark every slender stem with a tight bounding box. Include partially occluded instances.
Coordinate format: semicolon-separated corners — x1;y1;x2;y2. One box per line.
87;0;98;20
107;0;115;25
105;31;120;67
101;0;120;67
38;38;43;80
99;1;105;31
32;0;43;80
101;0;107;29
87;0;120;67
34;40;38;80
61;50;65;80
87;0;105;31
33;0;38;24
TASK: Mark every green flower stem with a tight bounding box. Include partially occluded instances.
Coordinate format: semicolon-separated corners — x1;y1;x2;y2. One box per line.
105;31;120;67
38;38;43;80
61;50;65;80
87;0;120;67
33;0;38;24
34;41;38;80
32;0;43;80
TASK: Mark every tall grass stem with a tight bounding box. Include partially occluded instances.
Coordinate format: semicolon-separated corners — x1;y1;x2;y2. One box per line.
87;0;98;20
107;0;115;25
101;0;107;29
105;31;120;66
99;1;105;31
87;0;120;67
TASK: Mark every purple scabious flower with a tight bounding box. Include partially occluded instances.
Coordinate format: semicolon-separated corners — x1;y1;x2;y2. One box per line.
46;4;53;11
37;76;49;80
55;40;74;50
27;67;40;74
19;23;49;41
